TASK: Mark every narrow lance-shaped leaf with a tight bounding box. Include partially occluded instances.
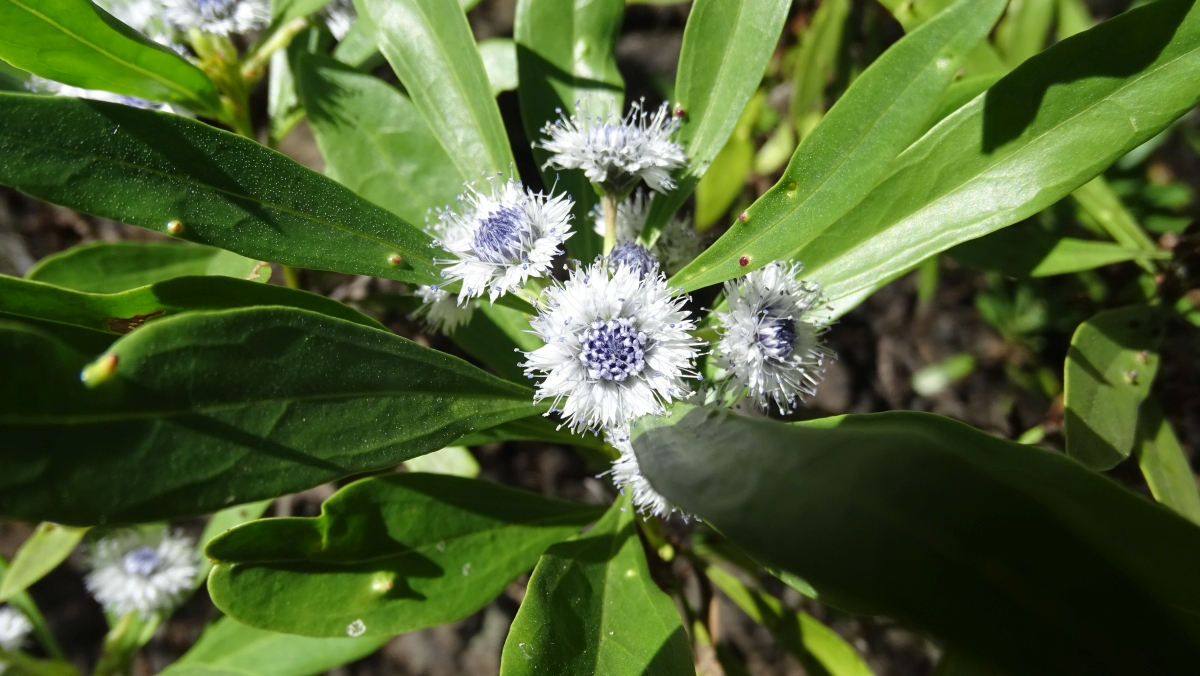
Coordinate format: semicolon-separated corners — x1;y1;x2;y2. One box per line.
0;94;442;285
633;405;1200;676
671;0;1008;291
207;474;603;637
788;0;1200;306
1064;305;1164;470
790;0;851;138
0;307;542;525
641;0;792;237
500;494;693;676
0;0;221;114
514;0;625;261
0;523;89;602
1135;397;1200;526
948;222;1166;278
296;52;463;226
359;0;514;181
159;616;387;676
27;241;269;294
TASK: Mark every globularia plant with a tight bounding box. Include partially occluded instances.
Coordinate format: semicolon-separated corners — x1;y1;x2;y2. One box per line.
0;0;1198;674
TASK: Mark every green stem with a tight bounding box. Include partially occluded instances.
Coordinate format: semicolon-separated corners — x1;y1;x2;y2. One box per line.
602;193;619;255
241;17;309;84
281;265;302;290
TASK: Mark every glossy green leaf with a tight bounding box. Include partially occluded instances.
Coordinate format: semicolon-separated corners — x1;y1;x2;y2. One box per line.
0;274;386;349
160;616;386;676
694;92;762;231
642;0;791;237
995;0;1056;67
877;0;1007;77
361;0;513;182
331;20;383;71
196;501;273;583
0;94;441;285
1135;397;1200;526
499;495;692;676
479;38;517;95
1064;305;1164;470
0;523;88;602
767;0;1200;306
671;0;1008;292
296;52;462;226
1071;175;1158;252
705;566;873;676
449;302;539;383
0;0;220;114
452;415;613;458
404;445;479;477
27;241;268;293
925;74;1003;135
0;307;540;525
207;474;602;637
514;0;624;261
948;223;1165;278
789;0;850;137
633;405;1200;675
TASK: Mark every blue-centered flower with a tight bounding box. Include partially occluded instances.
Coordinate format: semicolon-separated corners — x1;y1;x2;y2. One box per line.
85;528;198;618
591;190;704;276
436;177;574;305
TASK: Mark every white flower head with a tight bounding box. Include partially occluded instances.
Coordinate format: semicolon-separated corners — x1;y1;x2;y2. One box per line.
523;261;703;434
322;0;356;40
539;99;686;195
714;261;832;411
85;528;198;618
412;285;475;334
590;190;703;276
96;0;173;42
605;429;680;519
436;177;574;306
0;606;31;652
26;76;169;111
163;0;270;36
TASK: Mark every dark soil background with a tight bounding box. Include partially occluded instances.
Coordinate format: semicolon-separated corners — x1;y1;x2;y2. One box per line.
2;1;1198;675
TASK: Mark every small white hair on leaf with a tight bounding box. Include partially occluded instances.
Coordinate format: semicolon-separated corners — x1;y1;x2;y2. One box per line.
85;527;199;619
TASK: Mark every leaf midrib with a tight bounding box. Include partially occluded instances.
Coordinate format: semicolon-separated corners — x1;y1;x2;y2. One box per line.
8;0;200;104
0;119;437;266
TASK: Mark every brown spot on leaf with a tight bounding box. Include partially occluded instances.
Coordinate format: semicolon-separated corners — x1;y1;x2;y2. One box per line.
109;310;165;334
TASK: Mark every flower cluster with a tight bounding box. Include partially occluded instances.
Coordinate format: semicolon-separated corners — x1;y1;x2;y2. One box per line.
163;0;270;37
413;100;832;518
85;528;198;618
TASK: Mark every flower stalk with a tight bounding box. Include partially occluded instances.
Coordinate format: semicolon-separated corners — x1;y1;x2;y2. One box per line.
602;193;620;255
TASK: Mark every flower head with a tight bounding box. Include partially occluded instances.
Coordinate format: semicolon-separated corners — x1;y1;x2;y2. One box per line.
606;429;679;518
85;528;198;618
163;0;270;36
523;261;702;433
714;261;831;411
590;190;703;276
412;285;475;334
539;100;686;195
609;241;658;279
0;606;31;652
436;177;574;305
322;0;356;40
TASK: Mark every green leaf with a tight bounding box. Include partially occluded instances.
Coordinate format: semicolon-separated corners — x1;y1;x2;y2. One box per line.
448;302;540;383
331;21;383;71
1064;305;1164;470
0;307;540;525
452;415;613;460
514;0;624;261
196;501;273;584
789;0;851;137
705;566;873;676
642;0;791;237
0;650;78;676
296;52;463;226
0;523;88;602
0;0;219;114
272;0;333;23
479;38;517;95
670;0;1008;292
1135;398;1200;526
767;0;1200;306
404;445;479;477
207;474;602;637
995;0;1056;67
27;241;268;294
360;0;514;182
0;273;387;349
0;94;442;286
948;223;1164;278
160;616;386;676
499;495;692;676
694;92;762;231
633;405;1200;675
1071;175;1159;253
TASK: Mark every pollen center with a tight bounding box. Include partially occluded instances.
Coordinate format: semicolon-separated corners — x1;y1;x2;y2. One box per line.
122;546;163;577
471;206;528;264
757;316;797;360
610;242;657;279
579;318;648;382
